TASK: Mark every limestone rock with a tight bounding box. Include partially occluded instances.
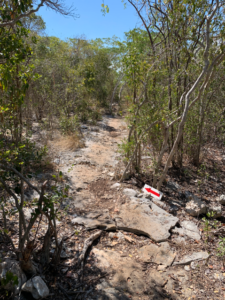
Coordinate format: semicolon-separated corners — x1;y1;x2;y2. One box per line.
93;249;146;296
185;195;207;216
173;236;186;244
167;181;180;191
115;198;178;242
150;197;167;209
137;193;144;198
173;251;209;265
184;191;195;201
157;265;167;271
24;190;40;202
148;270;168;286
172;220;201;240
97;287;127;300
111;183;121;189
138;242;176;266
108;231;124;241
23;207;33;221
208;204;222;218
108;172;115;177
93;249;191;300
93;249;115;269
71;209;116;231
0;260;27;294
214;273;224;280
164;269;191;299
122;188;138;198
216;195;225;205
61;268;68;274
22;276;49;299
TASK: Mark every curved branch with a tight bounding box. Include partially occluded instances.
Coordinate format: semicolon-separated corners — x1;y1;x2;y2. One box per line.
0;0;45;28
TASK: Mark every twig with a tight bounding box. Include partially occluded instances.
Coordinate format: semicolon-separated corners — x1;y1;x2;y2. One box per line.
58;284;71;300
83;288;93;299
67;291;87;295
86;274;106;285
34;213;43;241
0;163;41;195
77;230;102;281
77;230;102;266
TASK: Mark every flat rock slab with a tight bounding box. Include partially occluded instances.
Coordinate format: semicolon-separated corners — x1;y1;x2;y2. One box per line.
148;270;168;287
111;183;121;189
173;251;209;265
123;188;138;198
115;198;179;242
172;220;201;241
208;204;222;218
96;287;130;300
167;181;180;191
93;248;193;300
217;195;225;205
93;249;167;299
185;194;207;216
93;249;145;295
72;209;116;231
137;242;176;266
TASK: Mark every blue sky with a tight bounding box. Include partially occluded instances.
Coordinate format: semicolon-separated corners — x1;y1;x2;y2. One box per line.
37;1;140;41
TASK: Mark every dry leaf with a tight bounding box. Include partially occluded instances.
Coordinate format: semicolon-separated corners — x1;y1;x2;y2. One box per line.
208;265;213;269
66;271;73;277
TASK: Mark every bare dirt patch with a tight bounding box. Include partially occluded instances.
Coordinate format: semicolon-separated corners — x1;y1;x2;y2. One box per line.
51;133;85;151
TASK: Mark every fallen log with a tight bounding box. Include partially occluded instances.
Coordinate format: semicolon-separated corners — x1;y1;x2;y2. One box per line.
78;230;102;267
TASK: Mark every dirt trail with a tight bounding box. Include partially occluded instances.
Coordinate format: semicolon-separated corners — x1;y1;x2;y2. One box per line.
49;116;127;210
48;116;190;300
66;117;126;187
45;116;224;300
2;117;225;300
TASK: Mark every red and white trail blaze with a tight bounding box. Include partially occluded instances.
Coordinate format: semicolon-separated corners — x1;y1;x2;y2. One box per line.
142;184;163;201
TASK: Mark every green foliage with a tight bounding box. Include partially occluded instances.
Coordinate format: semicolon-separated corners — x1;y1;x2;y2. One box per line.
59;115;79;135
202;212;220;244
1;271;18;288
101;3;109;15
217;237;225;257
202;216;212;243
26;35;115;128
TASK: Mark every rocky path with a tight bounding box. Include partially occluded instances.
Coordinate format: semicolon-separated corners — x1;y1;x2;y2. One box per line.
44;115;225;300
4;116;224;300
49;116;127;210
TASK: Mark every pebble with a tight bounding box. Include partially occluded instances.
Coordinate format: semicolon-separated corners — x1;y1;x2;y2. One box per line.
61;268;68;274
184;265;190;271
157;265;167;271
190;261;198;269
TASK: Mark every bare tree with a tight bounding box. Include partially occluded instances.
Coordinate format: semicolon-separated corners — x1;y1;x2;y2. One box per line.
0;0;75;28
120;0;225;189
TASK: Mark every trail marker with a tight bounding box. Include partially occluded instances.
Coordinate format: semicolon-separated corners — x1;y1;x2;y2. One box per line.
142;184;163;201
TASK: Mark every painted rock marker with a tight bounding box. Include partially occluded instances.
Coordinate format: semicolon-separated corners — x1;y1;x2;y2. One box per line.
142;184;163;201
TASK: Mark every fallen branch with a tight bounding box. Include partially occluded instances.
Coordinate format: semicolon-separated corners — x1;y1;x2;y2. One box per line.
77;230;102;280
58;284;71;300
213;228;225;236
78;230;102;266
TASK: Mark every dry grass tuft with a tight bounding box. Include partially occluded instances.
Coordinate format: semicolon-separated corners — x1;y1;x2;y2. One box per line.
52;133;85;151
119;125;127;131
109;132;120;138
